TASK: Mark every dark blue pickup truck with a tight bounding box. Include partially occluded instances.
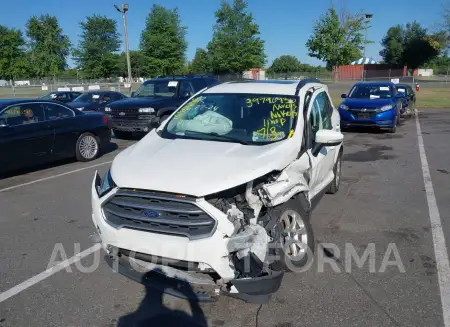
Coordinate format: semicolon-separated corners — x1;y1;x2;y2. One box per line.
103;75;219;139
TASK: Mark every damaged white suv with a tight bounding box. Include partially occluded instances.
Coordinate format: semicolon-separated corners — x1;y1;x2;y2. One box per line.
91;78;344;303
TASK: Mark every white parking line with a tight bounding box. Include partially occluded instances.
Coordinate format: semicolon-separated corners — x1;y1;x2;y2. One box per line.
0;161;112;193
415;110;450;327
0;244;101;304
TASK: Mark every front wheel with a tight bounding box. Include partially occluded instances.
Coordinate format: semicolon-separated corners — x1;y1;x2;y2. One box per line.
76;132;100;162
269;197;314;272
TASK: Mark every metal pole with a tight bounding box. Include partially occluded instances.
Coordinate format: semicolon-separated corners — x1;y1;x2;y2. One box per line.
122;12;132;90
363;27;368;58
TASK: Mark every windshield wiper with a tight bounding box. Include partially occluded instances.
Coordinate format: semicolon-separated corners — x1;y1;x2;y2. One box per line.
184;130;250;145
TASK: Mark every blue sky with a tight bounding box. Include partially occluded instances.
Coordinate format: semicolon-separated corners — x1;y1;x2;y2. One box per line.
0;0;444;68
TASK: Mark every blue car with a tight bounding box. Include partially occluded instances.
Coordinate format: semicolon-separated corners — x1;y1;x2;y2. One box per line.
67;91;127;112
338;82;405;133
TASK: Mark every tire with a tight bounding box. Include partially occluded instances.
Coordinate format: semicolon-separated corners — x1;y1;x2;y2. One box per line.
76;132;100;162
387;111;398;133
113;130;133;139
268;197;314;272
328;151;342;194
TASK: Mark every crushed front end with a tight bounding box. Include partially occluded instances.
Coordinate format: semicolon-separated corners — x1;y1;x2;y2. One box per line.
91;166;310;303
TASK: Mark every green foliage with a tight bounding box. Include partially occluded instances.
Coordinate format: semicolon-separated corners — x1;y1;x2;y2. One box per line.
306;8;368;69
73;15;121;79
207;0;266;74
140;4;187;76
0;25;27;80
268;55;301;73
26;14;70;79
189;48;212;73
116;50;147;78
380;22;441;70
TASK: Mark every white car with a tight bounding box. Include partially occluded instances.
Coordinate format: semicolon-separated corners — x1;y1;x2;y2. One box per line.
91;78;344;303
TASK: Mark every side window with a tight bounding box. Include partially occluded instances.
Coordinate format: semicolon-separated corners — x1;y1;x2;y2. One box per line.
314;92;333;130
109;92;123;101
43;103;74;120
0;103;45;126
179;81;194;96
71;92;81;100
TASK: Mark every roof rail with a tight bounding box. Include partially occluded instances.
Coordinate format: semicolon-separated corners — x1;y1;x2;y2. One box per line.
295;78;322;90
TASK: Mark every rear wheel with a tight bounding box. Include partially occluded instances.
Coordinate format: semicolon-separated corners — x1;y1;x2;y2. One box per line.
269;197;314;272
113;130;133;139
76;133;100;162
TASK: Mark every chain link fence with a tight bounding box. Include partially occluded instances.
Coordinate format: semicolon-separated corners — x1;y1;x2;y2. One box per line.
1;70;450;99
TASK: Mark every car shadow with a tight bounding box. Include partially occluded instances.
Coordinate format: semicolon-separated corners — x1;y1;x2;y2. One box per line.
0;142;119;179
117;271;208;327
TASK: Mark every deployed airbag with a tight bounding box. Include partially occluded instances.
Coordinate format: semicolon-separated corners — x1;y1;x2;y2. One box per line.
174;111;233;135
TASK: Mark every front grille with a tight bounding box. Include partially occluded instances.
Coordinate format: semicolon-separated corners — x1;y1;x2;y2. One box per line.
102;189;217;240
109;108;139;119
350;109;377;119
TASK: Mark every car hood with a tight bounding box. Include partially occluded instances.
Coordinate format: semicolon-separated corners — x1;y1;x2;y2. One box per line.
341;98;393;108
110;131;299;197
108;97;168;109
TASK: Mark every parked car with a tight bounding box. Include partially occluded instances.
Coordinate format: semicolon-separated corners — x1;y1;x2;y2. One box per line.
395;83;416;117
91;78;344;303
0;99;111;174
39;91;82;103
68;91;127;112
338;82;404;133
102;75;219;139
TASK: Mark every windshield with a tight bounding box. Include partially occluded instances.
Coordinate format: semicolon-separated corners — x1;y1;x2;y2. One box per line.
348;85;394;99
163;93;299;145
133;80;178;98
73;93;102;103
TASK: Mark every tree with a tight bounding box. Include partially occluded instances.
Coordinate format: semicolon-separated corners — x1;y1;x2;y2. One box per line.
189;48;212;73
380;22;441;72
26;15;70;80
268;55;301;74
73;15;121;79
140;4;187;76
116;50;147;78
207;0;266;74
306;7;369;69
0;25;28;81
379;26;404;64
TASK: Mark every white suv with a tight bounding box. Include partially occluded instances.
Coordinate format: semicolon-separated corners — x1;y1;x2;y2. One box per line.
91;79;344;303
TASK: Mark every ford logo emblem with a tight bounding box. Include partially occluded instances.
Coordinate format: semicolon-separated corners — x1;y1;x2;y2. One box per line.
119;112;125;116
143;210;161;218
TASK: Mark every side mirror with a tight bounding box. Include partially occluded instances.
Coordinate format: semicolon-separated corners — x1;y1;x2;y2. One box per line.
0;118;8;128
131;91;135;97
312;129;344;156
341;94;347;99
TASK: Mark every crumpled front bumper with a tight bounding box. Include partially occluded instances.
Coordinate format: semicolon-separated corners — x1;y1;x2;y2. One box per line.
91;172;284;303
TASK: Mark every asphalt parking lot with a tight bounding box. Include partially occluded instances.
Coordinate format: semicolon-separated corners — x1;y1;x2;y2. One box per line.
1;110;450;327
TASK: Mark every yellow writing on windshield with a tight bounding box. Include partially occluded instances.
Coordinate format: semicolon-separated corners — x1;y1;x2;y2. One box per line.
245;97;294;108
173;96;204;120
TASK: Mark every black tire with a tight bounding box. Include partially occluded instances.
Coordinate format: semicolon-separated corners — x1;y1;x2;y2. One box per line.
328;151;342;194
113;130;133;139
268;197;314;272
75;132;100;162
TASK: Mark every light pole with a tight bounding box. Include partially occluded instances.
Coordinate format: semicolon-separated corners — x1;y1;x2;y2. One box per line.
363;13;373;58
114;4;132;91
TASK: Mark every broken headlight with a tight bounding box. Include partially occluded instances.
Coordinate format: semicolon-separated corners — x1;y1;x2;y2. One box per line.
97;169;116;197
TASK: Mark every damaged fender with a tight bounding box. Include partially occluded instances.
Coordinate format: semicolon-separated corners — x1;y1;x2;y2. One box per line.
258;156;311;207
